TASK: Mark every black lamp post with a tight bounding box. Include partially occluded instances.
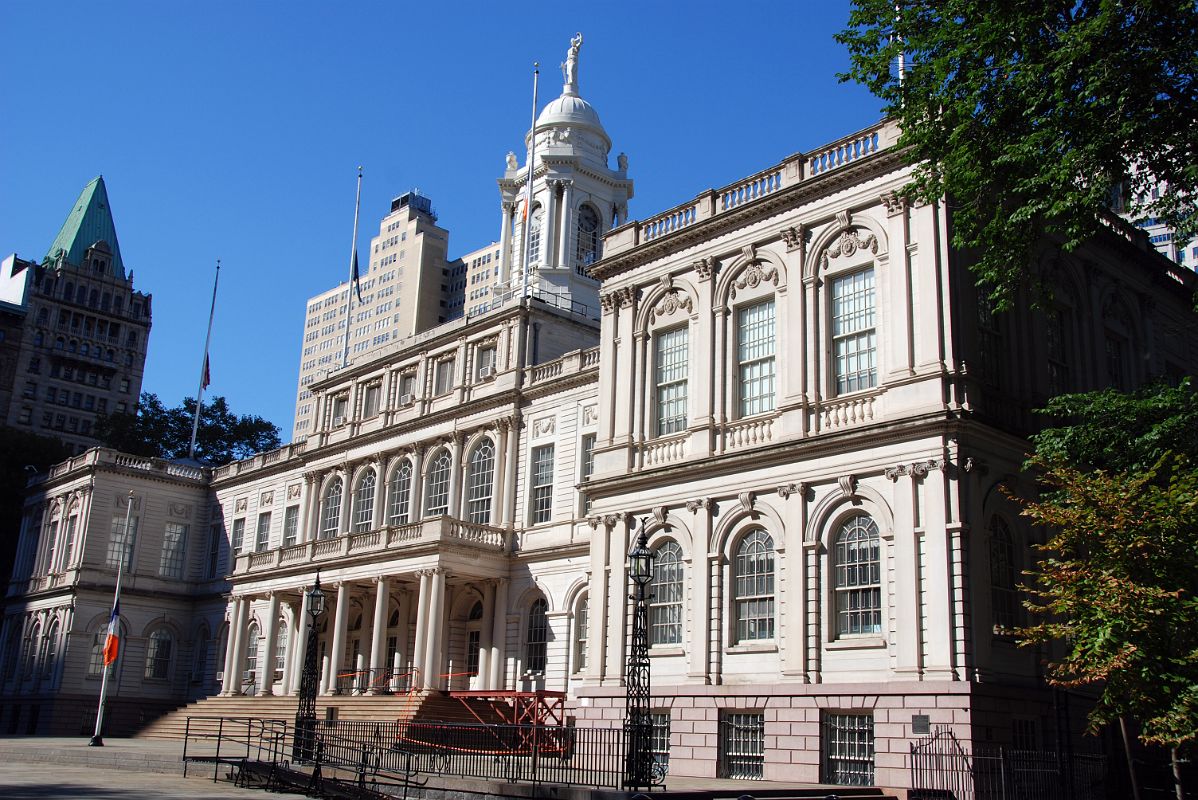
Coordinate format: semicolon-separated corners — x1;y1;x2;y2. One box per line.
625;520;659;790
294;574;326;762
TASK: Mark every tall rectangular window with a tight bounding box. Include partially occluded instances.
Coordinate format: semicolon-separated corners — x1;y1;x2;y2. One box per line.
738;299;776;416
476;345;496;379
650;712;671;770
105;515;138;571
231;518;245;554
719;712;765;779
434;359;455;395
159;522;188;579
832;269;877;394
1046;308;1071;395
206;523;222;579
255;512;271;552
530;445;555;524
580;434;596;513
822;713;875;786
655;327;688;435
362;383;381;418
283;506;299;547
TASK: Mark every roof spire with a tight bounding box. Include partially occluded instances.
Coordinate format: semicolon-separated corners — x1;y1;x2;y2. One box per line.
44;176;125;278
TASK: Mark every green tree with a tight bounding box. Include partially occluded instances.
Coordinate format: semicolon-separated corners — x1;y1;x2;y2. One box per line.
0;428;71;582
94;392;281;465
1020;380;1198;796
837;1;1198;304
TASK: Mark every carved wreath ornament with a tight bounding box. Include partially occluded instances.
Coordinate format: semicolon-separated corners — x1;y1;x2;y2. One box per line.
730;261;779;300
819;228;878;268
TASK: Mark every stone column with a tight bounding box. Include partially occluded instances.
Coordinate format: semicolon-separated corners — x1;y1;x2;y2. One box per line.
492;420;510;526
411;571;432;689
326;582;350;695
229;597;250;695
557;181;574;270
368;576;390;693
394;588;410;690
448;435;465;519
301;474;318;542
543;180;559;269
220;597;242;696
781;485;808;679
291;590;312;694
488;577;509;690
424;569;447;690
260;593;281;695
585;519;610;683
498;201;514;285
410;449;425;522
476;581;495;689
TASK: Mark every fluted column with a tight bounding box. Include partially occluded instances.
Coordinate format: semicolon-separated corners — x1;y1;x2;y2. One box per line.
325;583;349;695
228;597;250;695
488;577;509;690
543;180;559;269
220;597;242;695
368;576;390;693
411;571;432;689
260;593;281;695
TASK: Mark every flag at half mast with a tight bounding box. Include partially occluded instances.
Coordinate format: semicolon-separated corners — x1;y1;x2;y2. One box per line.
102;601;120;666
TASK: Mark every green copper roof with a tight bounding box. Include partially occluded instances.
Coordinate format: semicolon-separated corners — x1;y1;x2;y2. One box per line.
44;176;125;278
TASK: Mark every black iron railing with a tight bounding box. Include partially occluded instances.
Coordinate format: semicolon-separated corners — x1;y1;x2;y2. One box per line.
332;668;415;695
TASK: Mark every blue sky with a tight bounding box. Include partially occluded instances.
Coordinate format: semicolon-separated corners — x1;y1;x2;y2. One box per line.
0;2;881;440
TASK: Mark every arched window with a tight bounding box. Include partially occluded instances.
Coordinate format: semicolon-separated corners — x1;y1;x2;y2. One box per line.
276;619;289;673
424;450;451;517
989;517;1018;631
244;623;260;684
526;599;548;674
320;478;342;539
734;531;775;642
466;601;484;677
22;622;41;677
527;207;544;265
573;596;589;672
88;619;122;676
577;205;601;267
466;440;495;524
40;619;60;678
650;541;684;645
352;470;376;532
387;461;412;525
834;514;882;636
145;629;173;680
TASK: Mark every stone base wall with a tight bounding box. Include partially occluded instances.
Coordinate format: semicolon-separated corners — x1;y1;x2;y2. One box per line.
0;694;182;737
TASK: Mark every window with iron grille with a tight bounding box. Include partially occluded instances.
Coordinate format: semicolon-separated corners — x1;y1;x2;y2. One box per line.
719;712;765;779
655;327;688;435
989;516;1018;632
734;530;775;641
834;515;882;636
320;479;342;539
352;471;376;532
159;522;188;578
831;269;877;394
526;598;548;673
283;506;299;547
738;299;776;416
650;712;671;769
529;445;554;524
388;461;412;524
424;450;452;516
822;713;874;786
650;541;684;645
255;512;271;553
466;440;495;523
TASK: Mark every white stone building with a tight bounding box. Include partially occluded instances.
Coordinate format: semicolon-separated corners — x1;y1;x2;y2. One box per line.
3;37;1197;790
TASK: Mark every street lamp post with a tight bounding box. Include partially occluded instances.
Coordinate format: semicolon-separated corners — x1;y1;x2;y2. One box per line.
625;520;659;790
294;575;326;762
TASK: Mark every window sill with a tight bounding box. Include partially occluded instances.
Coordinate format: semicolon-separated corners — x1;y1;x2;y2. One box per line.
649;646;685;657
725;641;777;655
826;636;886;650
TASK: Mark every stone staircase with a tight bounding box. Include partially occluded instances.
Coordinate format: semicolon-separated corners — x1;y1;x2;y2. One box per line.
134;690;507;739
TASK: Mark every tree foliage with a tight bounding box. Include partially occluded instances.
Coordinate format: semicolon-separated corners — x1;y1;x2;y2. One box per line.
0;428;71;582
1019;380;1198;751
95;392;281;465
837;1;1198;305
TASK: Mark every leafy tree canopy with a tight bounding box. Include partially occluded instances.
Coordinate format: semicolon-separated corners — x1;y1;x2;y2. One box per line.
95;392;281;465
837;1;1198;305
0;428;72;582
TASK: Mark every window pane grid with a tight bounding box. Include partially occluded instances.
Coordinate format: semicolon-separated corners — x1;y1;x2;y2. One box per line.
106;515;138;571
255;512;271;552
989;517;1018;630
835;515;882;636
650;712;671;769
822;713;875;786
283;506;299;547
530;445;554;524
832;270;877;393
425;452;451;516
321;480;342;539
655;328;688;435
735;531;775;641
738;300;776;416
650;542;684;645
574;598;588;672
159;522;187;579
720;712;765;779
467;442;495;524
388;463;412;524
352;472;376;532
145;631;172;681
526;599;548;673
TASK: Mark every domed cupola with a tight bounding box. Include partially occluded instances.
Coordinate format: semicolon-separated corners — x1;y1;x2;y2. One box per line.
527;33;612;157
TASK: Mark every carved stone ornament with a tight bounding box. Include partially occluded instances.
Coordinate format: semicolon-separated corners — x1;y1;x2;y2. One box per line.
533;416;556;437
884;459;947;481
693;257;714;282
730;260;779;300
116;493;143;511
287;483;302;501
599;292;616;313
602;514;621;527
880;191;909;217
168;502;191;519
837;474;858;498
651;506;668;526
651;289;694;322
235;497;248;513
617;286;636;308
685;498;711;513
777;482;807;500
582;404;598;426
737;491;756;512
260;490;274;508
779;224;808;253
820;227;879;269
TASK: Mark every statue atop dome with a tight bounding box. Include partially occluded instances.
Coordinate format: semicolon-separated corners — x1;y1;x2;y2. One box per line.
561;32;583;94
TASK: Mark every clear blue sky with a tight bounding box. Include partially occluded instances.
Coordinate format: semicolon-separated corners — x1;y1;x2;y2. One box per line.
0;2;881;441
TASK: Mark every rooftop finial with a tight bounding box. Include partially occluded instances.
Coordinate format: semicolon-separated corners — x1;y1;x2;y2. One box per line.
561;32;583;95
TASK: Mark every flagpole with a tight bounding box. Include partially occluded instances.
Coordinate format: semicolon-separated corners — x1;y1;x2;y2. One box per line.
188;260;220;461
520;63;539;300
89;489;133;746
340;167;364;370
